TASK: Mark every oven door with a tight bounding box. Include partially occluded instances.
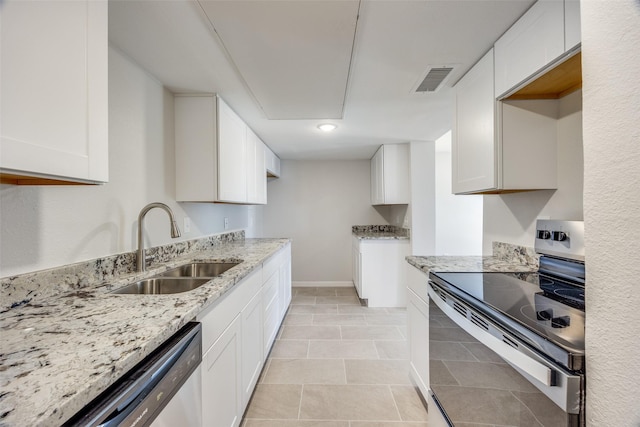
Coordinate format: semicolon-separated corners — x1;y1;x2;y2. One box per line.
427;282;583;426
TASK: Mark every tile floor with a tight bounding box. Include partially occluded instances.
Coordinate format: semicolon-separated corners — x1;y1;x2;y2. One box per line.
241;286;429;427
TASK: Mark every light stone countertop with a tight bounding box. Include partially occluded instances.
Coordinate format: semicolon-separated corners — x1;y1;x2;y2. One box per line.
352;225;410;240
406;255;537;276
0;238;290;427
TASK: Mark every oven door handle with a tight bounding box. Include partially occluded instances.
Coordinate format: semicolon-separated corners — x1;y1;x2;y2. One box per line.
427;285;556;387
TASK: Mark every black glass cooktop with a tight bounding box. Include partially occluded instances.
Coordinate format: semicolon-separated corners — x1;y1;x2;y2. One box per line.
429;271;585;356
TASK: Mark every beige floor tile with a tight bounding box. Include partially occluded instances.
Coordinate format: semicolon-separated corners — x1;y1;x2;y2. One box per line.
299;384;401;421
263;359;346;384
284;314;314;325
336;287;358;296
313;314;367;325
390;386;428;421
244;421;348;427
350;422;429;427
270;340;309;359
429;360;459;386
244;384;302;419
292;295;317;305
444;360;539;393
375;340;409;360
308;340;378;359
430;340;477;362
290;304;339;314
281;325;342;339
338;306;388;314
345;360;411;385
396;325;407;339
366;314;407;325
341;325;404;340
316;295;361;305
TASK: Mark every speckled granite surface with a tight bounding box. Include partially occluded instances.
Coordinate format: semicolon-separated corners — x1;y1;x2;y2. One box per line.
352;225;410;240
0;235;290;427
406;242;539;276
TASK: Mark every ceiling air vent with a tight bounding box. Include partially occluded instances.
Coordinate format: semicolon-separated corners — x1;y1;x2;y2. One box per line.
415;66;454;93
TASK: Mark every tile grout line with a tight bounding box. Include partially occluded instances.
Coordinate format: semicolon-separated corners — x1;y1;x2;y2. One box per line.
388;384;405;422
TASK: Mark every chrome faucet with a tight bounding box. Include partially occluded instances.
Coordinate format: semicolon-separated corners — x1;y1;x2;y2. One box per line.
137;202;181;272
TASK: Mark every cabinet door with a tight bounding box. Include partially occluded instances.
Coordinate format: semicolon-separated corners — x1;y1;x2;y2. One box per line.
370;147;384;205
382;144;410;204
0;0;108;184
494;0;565;98
452;49;497;194
564;0;581;52
408;289;429;399
262;270;280;355
241;290;263;410
202;315;242;427
217;98;247;203
352;240;363;299
246;129;267;204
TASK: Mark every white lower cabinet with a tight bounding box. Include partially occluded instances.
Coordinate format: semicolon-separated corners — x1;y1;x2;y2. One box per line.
406;264;430;409
202;315;242;427
196;244;292;426
352;237;410;307
240;290;263;409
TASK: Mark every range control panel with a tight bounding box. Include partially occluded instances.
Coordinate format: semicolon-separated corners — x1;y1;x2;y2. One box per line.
534;220;585;261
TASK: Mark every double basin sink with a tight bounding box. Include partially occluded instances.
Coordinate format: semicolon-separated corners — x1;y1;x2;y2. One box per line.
112;262;240;295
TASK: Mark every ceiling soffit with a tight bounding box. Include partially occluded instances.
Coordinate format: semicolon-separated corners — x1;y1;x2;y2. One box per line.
197;0;360;120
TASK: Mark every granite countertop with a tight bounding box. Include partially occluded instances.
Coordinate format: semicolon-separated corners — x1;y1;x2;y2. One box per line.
0;238;290;427
352;225;410;240
406;255;537;275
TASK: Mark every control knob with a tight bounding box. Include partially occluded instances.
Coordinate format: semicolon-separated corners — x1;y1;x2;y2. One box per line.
537;230;551;240
552;231;568;241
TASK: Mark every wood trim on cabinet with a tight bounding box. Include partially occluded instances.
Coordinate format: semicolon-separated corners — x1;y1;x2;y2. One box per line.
506;52;582;100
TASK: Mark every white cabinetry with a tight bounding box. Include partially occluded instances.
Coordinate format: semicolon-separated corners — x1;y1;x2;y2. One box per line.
452;48;558;194
265;145;281;178
175;95;267;204
406;265;430;400
0;0;108;185
240;290;263;408
494;0;565;98
352;237;410;307
278;244;292;319
247;129;267;204
370;144;410;205
262;242;292;355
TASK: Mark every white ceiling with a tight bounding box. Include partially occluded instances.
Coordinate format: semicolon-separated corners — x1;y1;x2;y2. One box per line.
108;0;535;160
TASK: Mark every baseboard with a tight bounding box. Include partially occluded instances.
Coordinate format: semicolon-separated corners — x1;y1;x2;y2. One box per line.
292;281;354;288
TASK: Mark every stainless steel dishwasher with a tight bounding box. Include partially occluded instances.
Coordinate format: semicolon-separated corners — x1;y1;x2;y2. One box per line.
65;322;202;427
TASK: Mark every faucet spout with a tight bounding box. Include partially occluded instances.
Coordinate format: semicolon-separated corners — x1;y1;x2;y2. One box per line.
137;202;182;272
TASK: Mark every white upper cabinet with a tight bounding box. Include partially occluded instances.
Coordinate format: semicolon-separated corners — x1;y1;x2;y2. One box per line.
452;49;496;194
453;48;558;194
175;95;267;204
218;98;248;203
246;129;267;205
0;0;108;185
494;0;565;99
564;0;581;51
370;144;410;205
265;145;281;178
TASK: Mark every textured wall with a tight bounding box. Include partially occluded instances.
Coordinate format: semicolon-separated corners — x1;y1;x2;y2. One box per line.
261;159;388;282
581;1;640;425
0;48;253;277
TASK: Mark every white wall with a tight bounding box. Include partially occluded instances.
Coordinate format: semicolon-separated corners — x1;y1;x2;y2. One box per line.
0;47;254;277
482;90;584;253
435;132;483;255
582;2;640;425
409;141;436;256
261;159;388;283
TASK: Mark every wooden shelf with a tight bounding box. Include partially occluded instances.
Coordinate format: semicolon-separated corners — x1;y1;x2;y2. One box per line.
506;52;582;100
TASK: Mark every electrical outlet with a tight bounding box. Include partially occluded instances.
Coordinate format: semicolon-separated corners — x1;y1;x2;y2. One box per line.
224;217;229;230
183;217;191;233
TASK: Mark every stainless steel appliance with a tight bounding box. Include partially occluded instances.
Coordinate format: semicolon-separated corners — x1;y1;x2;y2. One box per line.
428;220;585;426
65;322;202;427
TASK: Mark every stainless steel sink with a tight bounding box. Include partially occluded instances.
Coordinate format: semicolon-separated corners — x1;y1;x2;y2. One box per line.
160;262;240;278
111;277;211;295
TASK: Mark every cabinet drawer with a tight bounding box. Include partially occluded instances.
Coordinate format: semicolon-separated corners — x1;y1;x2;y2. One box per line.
197;268;261;353
262;249;283;282
406;263;429;303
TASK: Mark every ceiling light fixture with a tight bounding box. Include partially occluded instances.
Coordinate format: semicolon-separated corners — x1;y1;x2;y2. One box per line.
317;123;337;132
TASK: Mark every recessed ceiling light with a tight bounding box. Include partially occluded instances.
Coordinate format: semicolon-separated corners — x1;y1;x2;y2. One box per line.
317;123;337;132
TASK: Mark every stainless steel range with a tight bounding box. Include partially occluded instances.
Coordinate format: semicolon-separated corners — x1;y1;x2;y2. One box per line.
428;220;586;426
